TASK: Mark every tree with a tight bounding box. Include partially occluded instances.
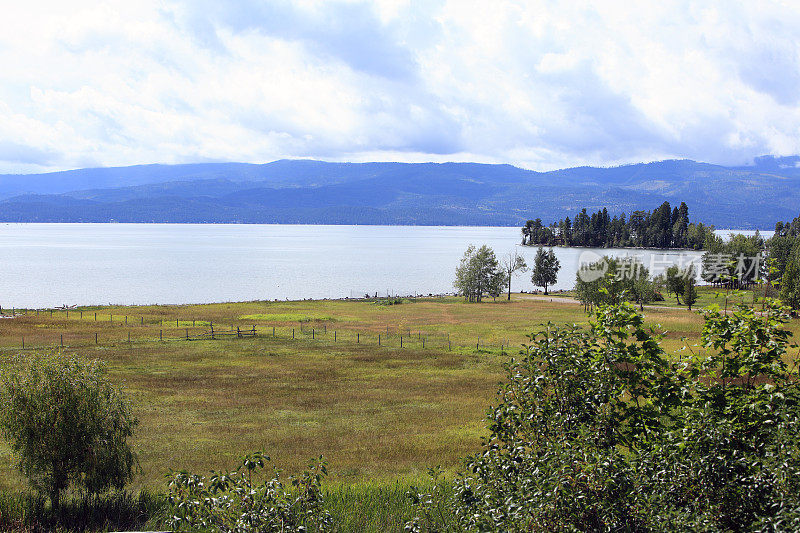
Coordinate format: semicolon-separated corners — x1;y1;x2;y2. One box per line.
574;256;654;310
683;266;698;310
779;241;800;312
0;354;138;508
454;245;506;303
501;250;528;300
531;247;560;295
665;265;685;304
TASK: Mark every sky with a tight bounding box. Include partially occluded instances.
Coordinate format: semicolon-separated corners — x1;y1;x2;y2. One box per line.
2;0;800;174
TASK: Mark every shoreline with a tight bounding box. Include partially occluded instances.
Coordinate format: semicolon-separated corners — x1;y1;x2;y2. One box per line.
521;243;703;252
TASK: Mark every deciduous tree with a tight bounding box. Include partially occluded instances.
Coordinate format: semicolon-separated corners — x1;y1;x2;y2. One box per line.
531;247;560;295
454;245;506;303
501;250;528;300
0;354;138;508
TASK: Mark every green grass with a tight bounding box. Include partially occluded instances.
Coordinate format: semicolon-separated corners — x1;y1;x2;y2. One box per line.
239;312;337;322
0;480;445;532
0;291;797;530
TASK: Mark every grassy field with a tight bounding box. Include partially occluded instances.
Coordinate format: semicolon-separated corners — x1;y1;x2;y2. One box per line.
0;291;796;498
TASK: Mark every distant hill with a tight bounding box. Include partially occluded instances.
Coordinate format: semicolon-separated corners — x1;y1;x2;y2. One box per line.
0;157;797;227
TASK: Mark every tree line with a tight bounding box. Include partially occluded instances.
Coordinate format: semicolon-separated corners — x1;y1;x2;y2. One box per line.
694;215;800;311
522;201;715;250
769;214;800;310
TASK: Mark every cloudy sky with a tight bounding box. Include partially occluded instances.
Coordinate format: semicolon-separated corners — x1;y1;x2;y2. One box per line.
1;0;800;174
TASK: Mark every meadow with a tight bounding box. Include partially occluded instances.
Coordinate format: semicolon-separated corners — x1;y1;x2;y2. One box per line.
0;288;796;530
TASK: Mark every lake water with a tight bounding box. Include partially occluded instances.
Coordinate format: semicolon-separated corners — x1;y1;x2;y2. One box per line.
0;224;759;308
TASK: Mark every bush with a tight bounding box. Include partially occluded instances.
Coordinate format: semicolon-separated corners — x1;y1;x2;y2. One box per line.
411;300;800;531
0;353;138;509
166;452;331;532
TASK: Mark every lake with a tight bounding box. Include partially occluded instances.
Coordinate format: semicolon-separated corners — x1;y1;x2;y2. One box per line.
0;224;762;308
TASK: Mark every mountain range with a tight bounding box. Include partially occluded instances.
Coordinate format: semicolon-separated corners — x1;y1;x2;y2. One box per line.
0;156;798;228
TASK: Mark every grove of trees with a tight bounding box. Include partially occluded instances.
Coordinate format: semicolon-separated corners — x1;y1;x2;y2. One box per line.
574;256;661;311
770;215;800;312
522;201;714;250
454;244;507;302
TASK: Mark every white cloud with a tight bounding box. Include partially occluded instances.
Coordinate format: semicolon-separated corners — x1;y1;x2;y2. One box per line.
1;0;800;173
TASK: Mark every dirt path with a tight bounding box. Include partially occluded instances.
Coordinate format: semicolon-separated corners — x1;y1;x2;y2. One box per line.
516;293;768;316
517;294;581;305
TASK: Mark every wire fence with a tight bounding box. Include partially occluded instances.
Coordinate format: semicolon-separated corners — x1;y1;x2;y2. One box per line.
0;309;521;355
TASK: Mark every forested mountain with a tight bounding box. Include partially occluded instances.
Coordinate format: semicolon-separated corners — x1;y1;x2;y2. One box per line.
0;157;798;227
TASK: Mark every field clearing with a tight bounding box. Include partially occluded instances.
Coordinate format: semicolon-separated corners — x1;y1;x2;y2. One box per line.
0;293;796;493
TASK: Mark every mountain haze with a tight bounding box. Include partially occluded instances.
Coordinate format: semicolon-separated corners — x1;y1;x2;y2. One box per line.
0;157;797;228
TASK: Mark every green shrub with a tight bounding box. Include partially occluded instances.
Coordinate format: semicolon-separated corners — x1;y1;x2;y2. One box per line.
166;452;331;532
0;353;138;509
409;300;800;531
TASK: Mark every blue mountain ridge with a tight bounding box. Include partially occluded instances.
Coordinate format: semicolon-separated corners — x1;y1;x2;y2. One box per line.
0;157;796;228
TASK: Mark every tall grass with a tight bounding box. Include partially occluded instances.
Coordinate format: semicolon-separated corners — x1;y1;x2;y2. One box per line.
0;489;164;532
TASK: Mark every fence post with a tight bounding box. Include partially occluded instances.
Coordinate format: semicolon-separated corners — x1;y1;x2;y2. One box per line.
400;335;403;348
237;326;241;338
94;312;96;321
160;330;163;341
357;333;360;343
177;318;179;327
80;310;82;319
422;337;425;349
141;316;144;326
186;329;189;340
378;334;381;346
273;326;275;337
125;315;128;325
193;319;195;327
292;328;295;339
211;324;215;340
60;334;63;347
334;331;337;342
110;314;113;323
324;324;327;333
312;328;315;339
95;333;98;344
449;340;451;351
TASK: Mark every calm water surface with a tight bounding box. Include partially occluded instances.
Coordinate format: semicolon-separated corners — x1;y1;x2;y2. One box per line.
0;224;751;308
